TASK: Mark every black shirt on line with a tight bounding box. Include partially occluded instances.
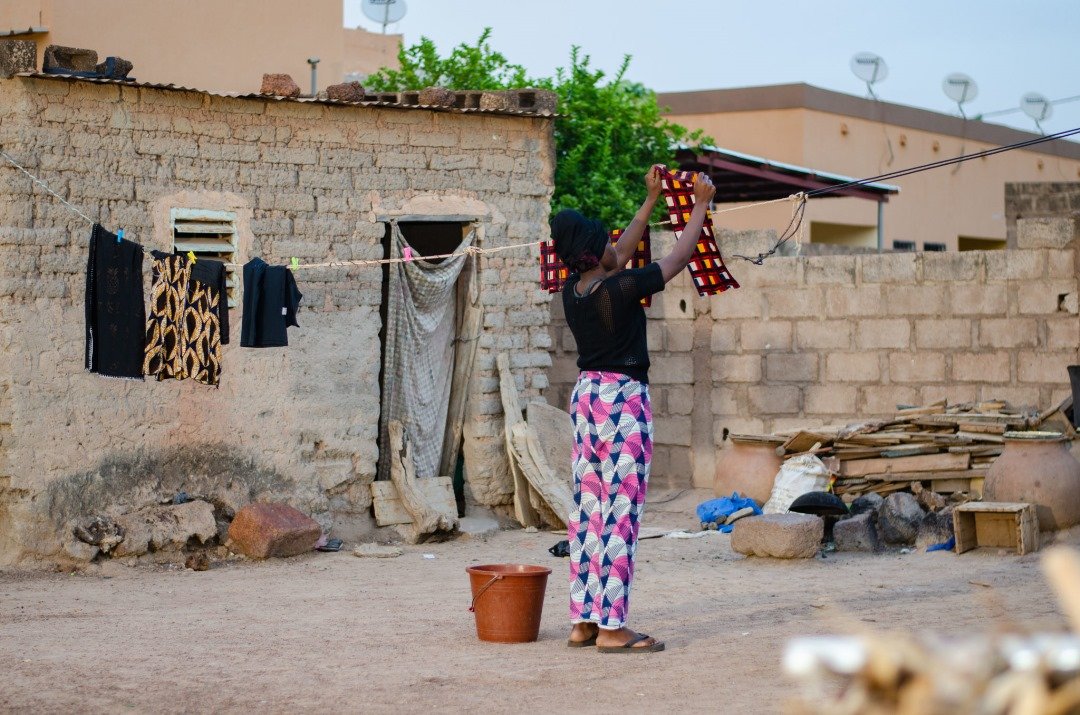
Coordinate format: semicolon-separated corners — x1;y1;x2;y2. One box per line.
562;262;666;384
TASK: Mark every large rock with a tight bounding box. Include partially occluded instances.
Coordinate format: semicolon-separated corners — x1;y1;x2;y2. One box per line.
0;40;36;78
228;502;321;558
849;493;884;516
94;56;133;80
74;515;125;554
260;73;301;97
878;492;926;545
834;512;882;552
112;500;217;557
43;45;98;72
916;507;955;550
731;513;823;559
325;81;365;103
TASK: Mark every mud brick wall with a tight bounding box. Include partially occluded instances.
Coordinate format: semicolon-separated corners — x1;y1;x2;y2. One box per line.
549;221;1080;491
0;75;554;565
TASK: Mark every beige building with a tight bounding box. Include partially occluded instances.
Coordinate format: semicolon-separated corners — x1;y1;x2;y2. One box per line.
659;84;1080;251
0;72;554;566
0;0;400;94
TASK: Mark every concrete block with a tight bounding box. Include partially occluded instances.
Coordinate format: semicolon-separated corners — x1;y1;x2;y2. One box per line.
825;352;880;382
948;284;1008;315
882;284;947;316
710;323;738;352
855;319;911;349
859;385;919;414
915;318;973;349
860;252;918;283
985;250;1047;281
951;352;1011;383
796;320;852;350
665;322;695;353
765;287;824;319
803;255;856;285
1017;217;1078;249
748;385;801;414
977;318;1039;348
713;354;762;383
740;321;792;351
888;352;946;383
709;287;762;319
804;385;857;415
0;40;36;77
923;251;983;282
825;285;883;317
1046;318;1080;350
731;514;823;559
1017;353;1075;384
765;353;818;383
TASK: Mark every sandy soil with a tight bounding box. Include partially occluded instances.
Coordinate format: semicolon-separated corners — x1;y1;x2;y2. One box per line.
0;489;1071;714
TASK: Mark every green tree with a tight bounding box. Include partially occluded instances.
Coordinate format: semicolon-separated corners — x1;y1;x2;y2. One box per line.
366;30;709;228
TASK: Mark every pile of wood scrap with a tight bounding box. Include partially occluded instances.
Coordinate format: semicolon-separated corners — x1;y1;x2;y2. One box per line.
783;546;1080;714
764;398;1072;501
497;353;575;529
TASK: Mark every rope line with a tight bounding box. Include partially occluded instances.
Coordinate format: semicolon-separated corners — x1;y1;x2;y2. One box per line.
1;149;96;226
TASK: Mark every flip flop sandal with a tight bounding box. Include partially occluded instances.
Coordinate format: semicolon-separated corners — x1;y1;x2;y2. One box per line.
566;635;598;648
596;634;665;653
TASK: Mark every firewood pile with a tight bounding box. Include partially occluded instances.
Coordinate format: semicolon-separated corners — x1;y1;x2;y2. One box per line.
761;398;1074;501
782;546;1080;715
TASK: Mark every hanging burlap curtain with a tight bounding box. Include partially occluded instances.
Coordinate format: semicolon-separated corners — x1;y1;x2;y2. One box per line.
377;222;475;482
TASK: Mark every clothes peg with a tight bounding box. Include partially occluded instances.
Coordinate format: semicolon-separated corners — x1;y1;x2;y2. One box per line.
186;250;197;264
291;257;299;270
117;228;124;243
402;246;414;262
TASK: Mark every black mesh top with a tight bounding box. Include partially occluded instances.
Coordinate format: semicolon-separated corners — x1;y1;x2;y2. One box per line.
562;262;666;384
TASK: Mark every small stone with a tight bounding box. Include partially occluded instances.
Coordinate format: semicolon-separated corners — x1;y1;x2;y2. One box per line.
185;553;210;571
63;539;99;562
419;86;456;107
113;500;217;558
325;81;365;103
353;543;403;558
0;40;36;78
93;56;133;80
849;493;884;516
878;492;926;545
524;526;538;533
731;513;824;559
73;515;125;554
227;502;321;558
43;45;98;73
916;507;955;550
260;73;301;97
834;512;883;552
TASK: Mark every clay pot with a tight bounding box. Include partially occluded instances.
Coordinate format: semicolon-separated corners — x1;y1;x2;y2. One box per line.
985;431;1080;531
714;437;783;505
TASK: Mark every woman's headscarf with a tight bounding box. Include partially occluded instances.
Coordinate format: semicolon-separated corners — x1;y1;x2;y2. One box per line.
551;209;608;273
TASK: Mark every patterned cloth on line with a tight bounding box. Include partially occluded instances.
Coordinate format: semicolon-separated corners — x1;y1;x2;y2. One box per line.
144;251;227;386
540;227;653;307
568;370;653;629
657;167;740;295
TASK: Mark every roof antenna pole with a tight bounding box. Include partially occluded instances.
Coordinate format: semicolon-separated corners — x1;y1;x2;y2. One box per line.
307;57;320;96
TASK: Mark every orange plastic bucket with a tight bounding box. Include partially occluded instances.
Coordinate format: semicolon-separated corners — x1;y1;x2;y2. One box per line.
467;563;552;643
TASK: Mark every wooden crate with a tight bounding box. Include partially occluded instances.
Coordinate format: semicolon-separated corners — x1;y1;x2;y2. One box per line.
954;502;1039;556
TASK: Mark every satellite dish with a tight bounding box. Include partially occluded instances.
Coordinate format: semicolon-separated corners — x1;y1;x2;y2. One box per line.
362;0;407;33
942;73;978;118
1021;92;1053;133
850;53;888;99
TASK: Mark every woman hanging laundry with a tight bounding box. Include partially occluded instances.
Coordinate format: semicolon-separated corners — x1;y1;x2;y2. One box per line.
553;165;715;653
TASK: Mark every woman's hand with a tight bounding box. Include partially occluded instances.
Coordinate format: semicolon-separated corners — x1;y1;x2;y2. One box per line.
693;172;716;205
645;164;664;198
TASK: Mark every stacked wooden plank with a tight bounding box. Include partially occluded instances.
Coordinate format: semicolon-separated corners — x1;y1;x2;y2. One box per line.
769;399;1045;500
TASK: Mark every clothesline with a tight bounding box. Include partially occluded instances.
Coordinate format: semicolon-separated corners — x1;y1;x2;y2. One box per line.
0;147;805;269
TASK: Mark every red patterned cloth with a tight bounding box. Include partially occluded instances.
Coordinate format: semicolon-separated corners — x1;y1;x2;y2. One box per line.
658;168;740;295
540;228;653;307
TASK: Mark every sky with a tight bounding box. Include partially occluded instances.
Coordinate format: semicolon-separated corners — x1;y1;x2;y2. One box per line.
344;0;1080;138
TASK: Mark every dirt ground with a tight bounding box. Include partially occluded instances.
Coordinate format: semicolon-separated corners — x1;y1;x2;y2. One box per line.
0;489;1071;714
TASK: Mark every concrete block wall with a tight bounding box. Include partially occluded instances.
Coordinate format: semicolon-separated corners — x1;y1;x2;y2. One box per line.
549;221;1080;491
0;75;554;564
1005;182;1080;247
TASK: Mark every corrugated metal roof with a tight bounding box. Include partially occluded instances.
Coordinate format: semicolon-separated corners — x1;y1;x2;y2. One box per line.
0;27;47;37
13;72;559;118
